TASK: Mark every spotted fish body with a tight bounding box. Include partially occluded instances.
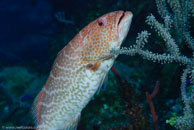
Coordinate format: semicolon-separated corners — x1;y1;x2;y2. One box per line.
33;11;133;130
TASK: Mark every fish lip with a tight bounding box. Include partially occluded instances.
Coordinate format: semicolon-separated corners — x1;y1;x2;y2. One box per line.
116;11;133;47
117;11;133;26
117;11;125;26
116;11;133;34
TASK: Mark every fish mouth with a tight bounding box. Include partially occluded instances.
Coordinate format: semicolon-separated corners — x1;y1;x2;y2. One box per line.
117;11;133;39
117;11;125;26
117;11;133;27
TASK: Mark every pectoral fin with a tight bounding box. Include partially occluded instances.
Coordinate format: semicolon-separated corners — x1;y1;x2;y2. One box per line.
61;114;80;130
86;62;101;72
95;72;109;94
100;54;113;61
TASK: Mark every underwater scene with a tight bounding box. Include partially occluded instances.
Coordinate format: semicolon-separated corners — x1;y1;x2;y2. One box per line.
0;0;194;130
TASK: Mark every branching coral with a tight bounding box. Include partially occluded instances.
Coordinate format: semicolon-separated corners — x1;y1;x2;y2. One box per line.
146;81;160;130
0;66;47;126
111;67;150;130
0;67;35;97
111;0;194;129
174;68;194;129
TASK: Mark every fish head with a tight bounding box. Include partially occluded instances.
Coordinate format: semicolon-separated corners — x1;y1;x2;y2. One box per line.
107;11;133;50
79;11;133;62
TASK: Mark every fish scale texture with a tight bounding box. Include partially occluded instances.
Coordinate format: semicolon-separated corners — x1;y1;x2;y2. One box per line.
32;10;133;130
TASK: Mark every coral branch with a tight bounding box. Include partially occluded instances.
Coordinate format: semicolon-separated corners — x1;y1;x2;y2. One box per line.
146;81;160;130
111;0;194;129
175;68;194;129
111;66;149;129
0;83;30;121
111;66;123;84
150;81;160;98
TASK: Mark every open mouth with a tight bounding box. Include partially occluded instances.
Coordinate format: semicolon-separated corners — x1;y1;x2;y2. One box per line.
118;12;125;25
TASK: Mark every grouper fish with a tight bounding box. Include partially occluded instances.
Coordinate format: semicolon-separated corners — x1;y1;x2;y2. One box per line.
33;10;133;130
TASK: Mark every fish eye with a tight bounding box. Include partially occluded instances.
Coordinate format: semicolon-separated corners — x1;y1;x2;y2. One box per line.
98;22;103;26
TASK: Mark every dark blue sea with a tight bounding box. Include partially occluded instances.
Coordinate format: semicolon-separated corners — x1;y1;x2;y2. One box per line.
0;0;193;130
